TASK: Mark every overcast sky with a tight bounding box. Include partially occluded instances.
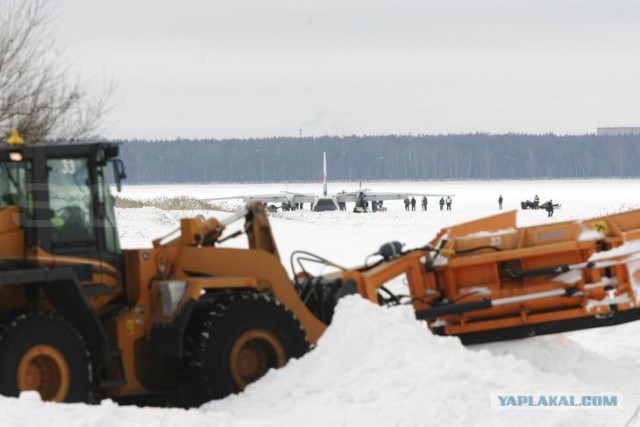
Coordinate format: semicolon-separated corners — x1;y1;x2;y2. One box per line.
51;0;640;139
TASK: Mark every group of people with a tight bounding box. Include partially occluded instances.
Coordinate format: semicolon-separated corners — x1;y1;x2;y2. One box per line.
531;194;556;217
516;193;558;217
403;197;417;211
403;196;453;211
279;193;557;216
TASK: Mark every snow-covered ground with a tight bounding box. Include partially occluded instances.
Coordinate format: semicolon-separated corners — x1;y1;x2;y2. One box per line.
3;179;640;426
118;179;640;270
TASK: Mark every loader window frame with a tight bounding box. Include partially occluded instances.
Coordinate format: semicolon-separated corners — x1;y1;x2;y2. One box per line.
96;163;121;254
0;160;31;214
47;157;97;251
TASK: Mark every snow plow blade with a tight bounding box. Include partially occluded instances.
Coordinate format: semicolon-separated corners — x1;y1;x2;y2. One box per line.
308;208;640;342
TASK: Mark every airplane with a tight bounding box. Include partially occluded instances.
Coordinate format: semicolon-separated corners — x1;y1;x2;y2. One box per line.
210;152;454;212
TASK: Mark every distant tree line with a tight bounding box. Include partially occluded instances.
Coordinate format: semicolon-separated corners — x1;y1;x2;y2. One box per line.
117;134;640;183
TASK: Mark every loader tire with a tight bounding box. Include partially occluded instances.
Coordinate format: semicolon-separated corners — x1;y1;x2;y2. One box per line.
0;311;92;402
184;292;309;403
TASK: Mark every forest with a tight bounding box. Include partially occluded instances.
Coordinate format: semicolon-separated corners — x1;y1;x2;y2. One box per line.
117;134;640;183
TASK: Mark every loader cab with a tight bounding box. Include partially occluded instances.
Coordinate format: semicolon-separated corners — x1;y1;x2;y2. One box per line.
0;141;125;269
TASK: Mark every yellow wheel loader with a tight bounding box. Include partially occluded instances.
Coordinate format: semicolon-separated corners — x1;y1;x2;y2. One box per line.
0;135;324;405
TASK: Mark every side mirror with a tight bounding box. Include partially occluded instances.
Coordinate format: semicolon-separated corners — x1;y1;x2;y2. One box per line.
111;159;127;192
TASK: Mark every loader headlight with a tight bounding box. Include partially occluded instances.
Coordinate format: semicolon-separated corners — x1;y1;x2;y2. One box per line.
159;280;187;316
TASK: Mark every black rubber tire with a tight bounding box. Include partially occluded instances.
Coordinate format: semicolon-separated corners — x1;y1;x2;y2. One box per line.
184;292;309;404
0;311;92;402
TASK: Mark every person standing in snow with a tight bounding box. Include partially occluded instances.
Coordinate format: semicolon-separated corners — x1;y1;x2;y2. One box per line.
533;194;540;208
410;197;416;211
446;196;452;211
422;196;428;211
439;197;444;211
404;197;410;211
545;200;554;217
498;194;503;210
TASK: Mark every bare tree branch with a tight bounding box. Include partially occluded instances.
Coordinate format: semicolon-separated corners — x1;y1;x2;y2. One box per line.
0;0;114;143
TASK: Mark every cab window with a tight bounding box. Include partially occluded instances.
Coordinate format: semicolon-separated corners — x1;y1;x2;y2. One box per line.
47;158;95;246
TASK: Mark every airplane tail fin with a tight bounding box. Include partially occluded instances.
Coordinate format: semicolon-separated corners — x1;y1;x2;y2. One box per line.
323;151;328;196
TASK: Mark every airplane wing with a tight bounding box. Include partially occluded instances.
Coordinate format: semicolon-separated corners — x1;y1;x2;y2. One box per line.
210;191;318;204
281;191;317;204
335;191;454;203
210;192;292;203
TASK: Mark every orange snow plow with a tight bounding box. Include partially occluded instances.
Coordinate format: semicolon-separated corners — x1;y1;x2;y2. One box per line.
300;209;640;344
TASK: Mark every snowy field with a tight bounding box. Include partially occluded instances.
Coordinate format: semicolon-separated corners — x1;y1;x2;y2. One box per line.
3;179;640;427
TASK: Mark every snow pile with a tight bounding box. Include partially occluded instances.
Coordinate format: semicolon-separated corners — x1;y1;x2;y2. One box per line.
0;393;214;427
203;297;616;426
480;333;640;393
2;297;636;426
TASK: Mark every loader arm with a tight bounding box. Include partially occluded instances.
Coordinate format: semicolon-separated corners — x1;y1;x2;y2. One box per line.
156;202;327;344
341;250;441;312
